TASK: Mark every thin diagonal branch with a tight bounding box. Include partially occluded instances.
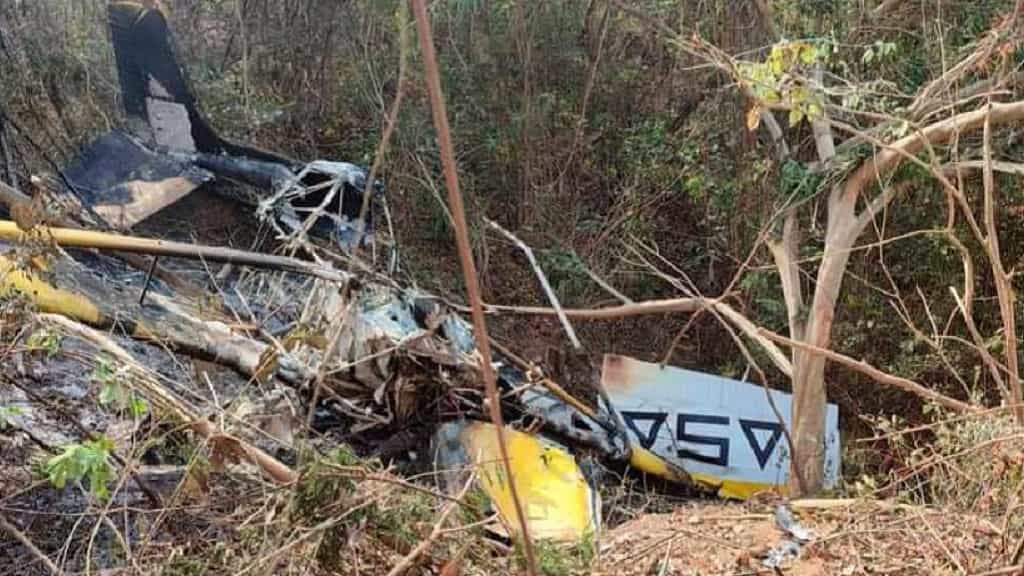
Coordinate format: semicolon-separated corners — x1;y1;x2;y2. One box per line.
0;513;64;576
485;217;581;349
410;1;537;573
761;329;980;414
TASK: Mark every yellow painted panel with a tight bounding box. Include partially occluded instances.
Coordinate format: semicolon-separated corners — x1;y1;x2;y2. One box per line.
0;255;102;324
690;473;781;500
628;446;691;484
460;422;598;541
629;446;776;499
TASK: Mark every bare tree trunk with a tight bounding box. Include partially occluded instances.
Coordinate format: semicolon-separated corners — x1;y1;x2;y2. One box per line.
787;101;1024;493
769;213;810;492
0;114;16;189
514;0;534;227
791;208;855;492
751;0;777;38
982;107;1024;424
780;64;837;495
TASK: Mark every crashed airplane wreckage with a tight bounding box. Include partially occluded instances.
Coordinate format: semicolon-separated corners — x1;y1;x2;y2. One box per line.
70;2;385;251
0;2;839;542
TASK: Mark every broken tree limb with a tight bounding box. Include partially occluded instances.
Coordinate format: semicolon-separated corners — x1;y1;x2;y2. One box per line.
40;313;297;485
0;250;311;384
0;220;350;283
760;328;980;414
944;160;1024;177
412;0;536;568
484;298;794;377
485;217;581;349
0;513;64;576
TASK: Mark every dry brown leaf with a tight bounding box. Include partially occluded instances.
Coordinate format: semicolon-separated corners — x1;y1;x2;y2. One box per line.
746;104;763;131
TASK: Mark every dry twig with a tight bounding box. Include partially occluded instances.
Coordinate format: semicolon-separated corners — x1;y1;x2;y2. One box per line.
483;297;793;377
384;472;476;576
485;217;581;349
410;1;537;572
0;513;65;576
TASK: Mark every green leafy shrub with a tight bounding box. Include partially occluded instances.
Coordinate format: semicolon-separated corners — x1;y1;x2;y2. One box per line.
93;356;148;418
45;437;117;500
0;405;22;429
26;328;62;358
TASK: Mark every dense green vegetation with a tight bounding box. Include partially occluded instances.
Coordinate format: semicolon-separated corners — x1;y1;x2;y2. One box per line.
3;0;1024;492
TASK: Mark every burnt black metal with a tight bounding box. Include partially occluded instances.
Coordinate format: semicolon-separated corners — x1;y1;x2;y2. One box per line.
69;2;387;246
63;131;208;206
190;152;295;191
109;2;223;155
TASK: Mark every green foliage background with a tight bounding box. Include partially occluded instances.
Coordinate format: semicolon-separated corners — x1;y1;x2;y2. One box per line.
1;0;1022;450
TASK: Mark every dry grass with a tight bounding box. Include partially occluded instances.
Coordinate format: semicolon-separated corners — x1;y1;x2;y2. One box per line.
596;498;1006;575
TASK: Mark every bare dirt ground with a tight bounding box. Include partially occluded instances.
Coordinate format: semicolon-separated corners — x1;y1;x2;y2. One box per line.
597;498;1004;576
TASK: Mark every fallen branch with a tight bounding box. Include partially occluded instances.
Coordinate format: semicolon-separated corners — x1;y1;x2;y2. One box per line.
974;566;1024;576
0;513;65;576
760;329;980;413
40;313;297;485
485;298;794;377
944;160;1024;177
0;220;350;283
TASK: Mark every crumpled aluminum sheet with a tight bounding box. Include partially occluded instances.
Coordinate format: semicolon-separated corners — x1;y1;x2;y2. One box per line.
310;281;620;446
763;505;815;570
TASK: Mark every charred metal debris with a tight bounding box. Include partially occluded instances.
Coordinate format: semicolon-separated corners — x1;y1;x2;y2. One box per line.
0;2;845;546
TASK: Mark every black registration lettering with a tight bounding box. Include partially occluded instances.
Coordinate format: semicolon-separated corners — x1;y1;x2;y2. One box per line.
676;413;729;466
739;419;784;469
620;410;667;450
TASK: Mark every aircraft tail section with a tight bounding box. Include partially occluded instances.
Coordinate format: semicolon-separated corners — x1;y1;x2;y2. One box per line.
107;2;292;165
109;1;222;154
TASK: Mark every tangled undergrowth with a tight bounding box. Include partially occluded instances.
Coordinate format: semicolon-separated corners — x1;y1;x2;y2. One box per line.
863;406;1024;536
4;0;1024;574
0;285;1022;575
